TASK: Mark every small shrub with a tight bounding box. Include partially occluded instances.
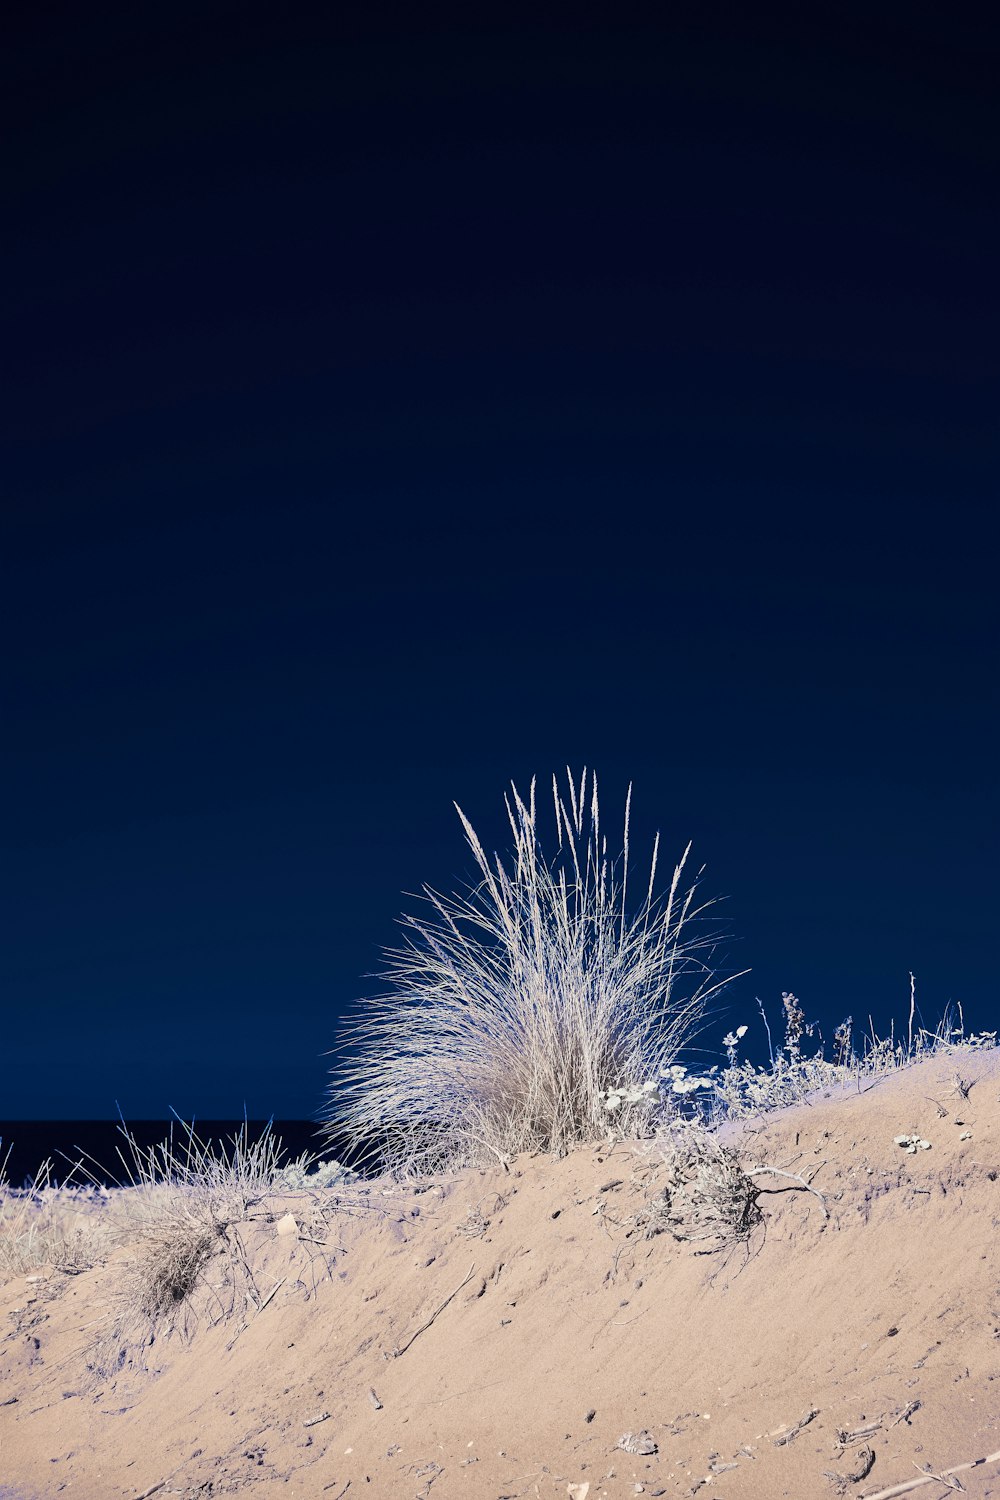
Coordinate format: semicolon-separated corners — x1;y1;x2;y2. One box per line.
638;1120;763;1249
326;771;738;1173
273;1156;356;1191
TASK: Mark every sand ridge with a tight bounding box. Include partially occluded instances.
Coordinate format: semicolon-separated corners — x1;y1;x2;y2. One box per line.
2;1051;999;1498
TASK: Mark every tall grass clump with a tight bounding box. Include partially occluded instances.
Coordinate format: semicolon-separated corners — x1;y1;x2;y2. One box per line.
327;770;738;1174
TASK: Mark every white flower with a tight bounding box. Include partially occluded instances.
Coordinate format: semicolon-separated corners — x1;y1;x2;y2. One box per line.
604;1094;622;1112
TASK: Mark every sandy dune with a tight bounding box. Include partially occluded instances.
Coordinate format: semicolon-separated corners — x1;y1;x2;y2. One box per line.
2;1051;999;1498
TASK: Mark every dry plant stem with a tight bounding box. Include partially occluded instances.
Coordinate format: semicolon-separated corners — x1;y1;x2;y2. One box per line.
838;1421;883;1444
256;1277;285;1313
389;1263;476;1358
860;1448;1000;1500
747;1166;829;1216
849;1448;876;1482
888;1400;921;1428
135;1454;191;1499
773;1407;819;1445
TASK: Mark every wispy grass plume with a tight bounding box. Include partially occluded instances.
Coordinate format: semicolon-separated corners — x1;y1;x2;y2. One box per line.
327;770;738;1173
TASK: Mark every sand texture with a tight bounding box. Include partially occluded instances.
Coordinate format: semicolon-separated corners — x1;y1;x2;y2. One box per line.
2;1052;999;1498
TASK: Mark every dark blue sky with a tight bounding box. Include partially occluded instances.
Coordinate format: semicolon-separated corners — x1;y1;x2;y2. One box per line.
3;5;997;1119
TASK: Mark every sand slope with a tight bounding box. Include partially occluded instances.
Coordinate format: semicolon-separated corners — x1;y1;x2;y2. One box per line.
2;1051;999;1499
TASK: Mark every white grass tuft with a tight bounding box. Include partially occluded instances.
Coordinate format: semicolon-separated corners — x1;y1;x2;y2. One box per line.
326;771;739;1173
0;1154;107;1282
85;1118;348;1376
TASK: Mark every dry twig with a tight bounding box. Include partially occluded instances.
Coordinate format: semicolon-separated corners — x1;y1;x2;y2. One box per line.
860;1447;1000;1499
389;1262;476;1358
773;1407;819;1445
748;1166;829;1216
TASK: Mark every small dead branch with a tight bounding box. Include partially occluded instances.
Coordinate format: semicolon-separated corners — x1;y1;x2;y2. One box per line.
748;1166;829;1217
388;1262;476;1358
849;1447;877;1482
773;1407;819;1445
837;1419;883;1445
223;1275;285;1351
134;1454;191;1499
859;1447;1000;1499
911;1462;963;1492
825;1446;876;1494
368;1387;383;1410
303;1411;331;1427
888;1400;921;1428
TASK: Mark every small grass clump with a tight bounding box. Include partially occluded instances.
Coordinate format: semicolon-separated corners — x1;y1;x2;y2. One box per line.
326;771;739;1174
82;1119;351;1376
0;1154;107;1282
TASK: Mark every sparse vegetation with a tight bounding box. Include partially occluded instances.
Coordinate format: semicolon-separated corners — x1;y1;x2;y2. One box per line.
636;1119;764;1250
1;1118;359;1386
700;997;997;1124
85;1119;353;1374
0;1156;107;1281
326;771;738;1174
